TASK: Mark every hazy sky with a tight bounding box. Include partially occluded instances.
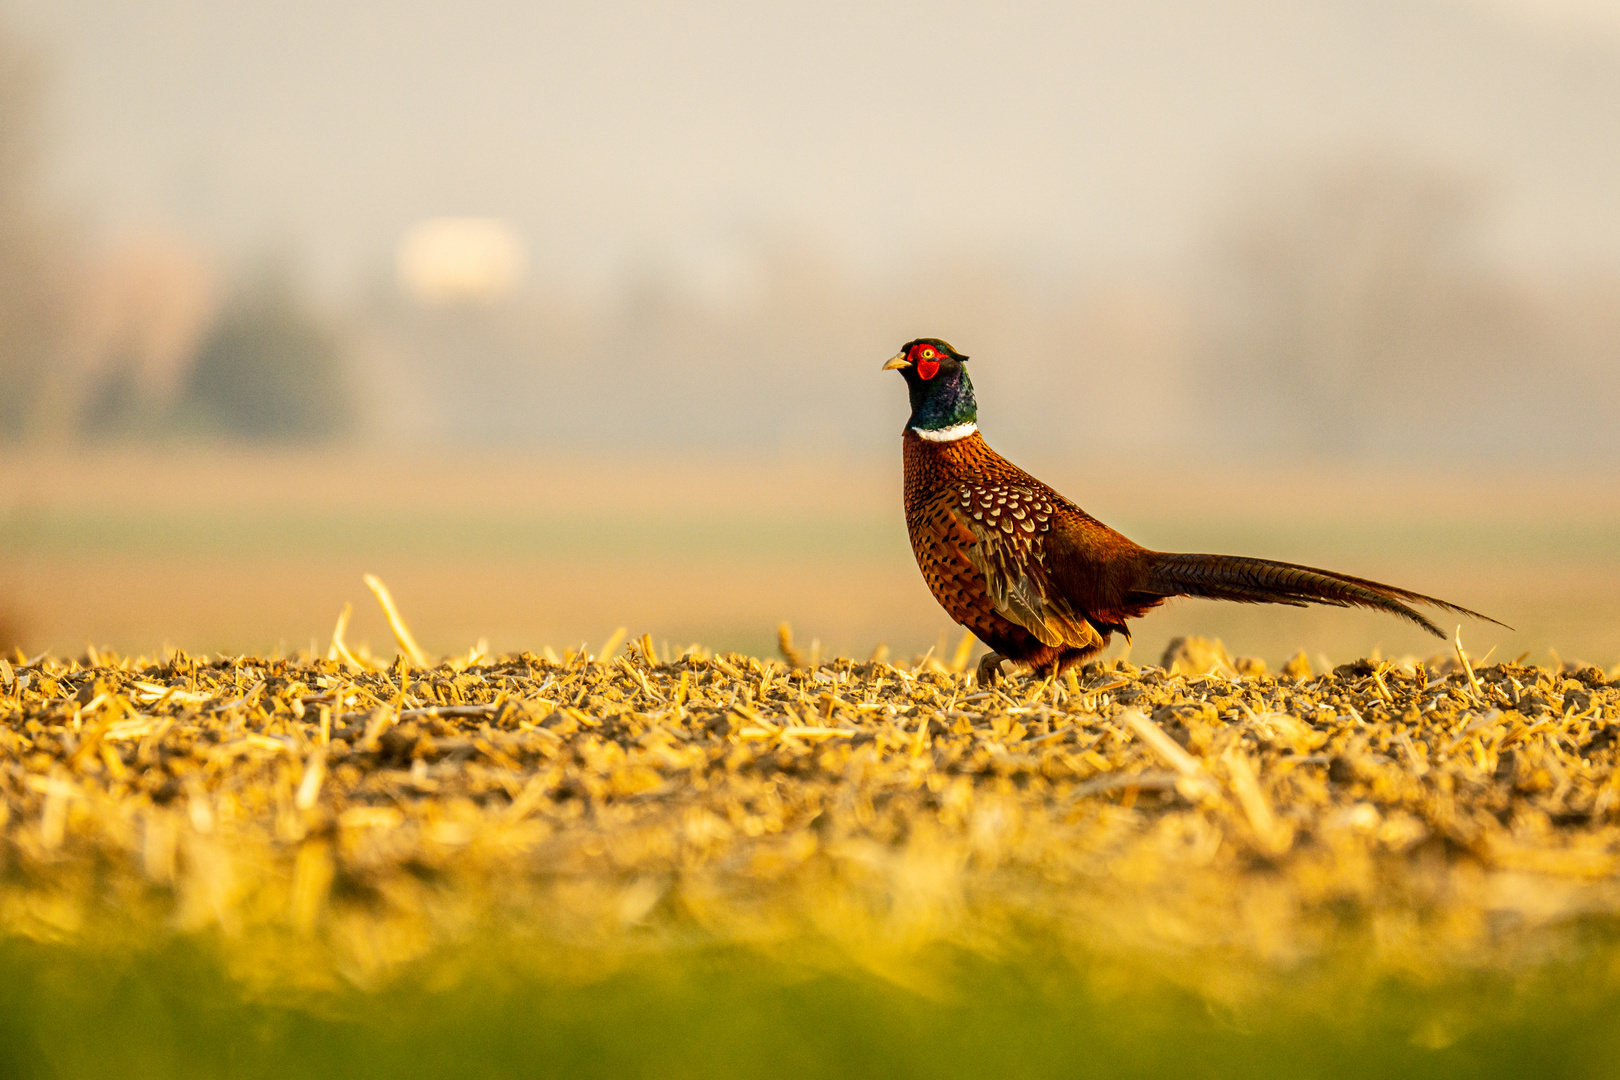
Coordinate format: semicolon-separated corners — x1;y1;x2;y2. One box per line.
8;0;1620;298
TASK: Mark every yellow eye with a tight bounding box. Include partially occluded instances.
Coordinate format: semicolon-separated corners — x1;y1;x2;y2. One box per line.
922;348;935;359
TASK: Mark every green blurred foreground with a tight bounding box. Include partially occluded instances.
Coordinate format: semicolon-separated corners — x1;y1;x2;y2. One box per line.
3;935;1620;1080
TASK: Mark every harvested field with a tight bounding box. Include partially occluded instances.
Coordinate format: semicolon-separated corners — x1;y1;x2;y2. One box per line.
6;449;1620;666
4;622;1620;1076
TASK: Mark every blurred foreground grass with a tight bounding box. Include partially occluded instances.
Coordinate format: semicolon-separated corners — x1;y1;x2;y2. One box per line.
5;934;1620;1079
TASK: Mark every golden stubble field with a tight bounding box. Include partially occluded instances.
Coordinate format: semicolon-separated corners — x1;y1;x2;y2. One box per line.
1;448;1618;670
3;636;1619;1008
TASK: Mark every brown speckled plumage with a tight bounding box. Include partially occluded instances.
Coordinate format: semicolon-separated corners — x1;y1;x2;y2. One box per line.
886;337;1503;685
902;428;1157;679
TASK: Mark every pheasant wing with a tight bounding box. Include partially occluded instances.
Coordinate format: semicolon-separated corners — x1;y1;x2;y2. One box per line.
943;481;1104;651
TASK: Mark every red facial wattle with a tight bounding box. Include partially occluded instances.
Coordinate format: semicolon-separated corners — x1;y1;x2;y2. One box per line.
909;344;943;380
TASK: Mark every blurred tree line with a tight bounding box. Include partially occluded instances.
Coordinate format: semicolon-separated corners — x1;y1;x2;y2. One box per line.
1198;153;1620;460
175;275;351;441
4;19;1616;461
0;30;71;440
0;23;353;445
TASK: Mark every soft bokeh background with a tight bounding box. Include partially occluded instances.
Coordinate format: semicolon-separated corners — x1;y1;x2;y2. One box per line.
1;0;1618;667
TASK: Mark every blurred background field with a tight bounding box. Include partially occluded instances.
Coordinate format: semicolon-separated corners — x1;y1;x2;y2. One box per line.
2;448;1619;671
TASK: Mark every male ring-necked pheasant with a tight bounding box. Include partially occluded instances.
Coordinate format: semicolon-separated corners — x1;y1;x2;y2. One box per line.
884;337;1502;686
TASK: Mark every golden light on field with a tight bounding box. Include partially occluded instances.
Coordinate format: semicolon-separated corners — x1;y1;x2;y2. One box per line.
395;218;527;305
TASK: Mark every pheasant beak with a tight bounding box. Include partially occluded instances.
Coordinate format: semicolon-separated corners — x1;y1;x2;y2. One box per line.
882;353;911;371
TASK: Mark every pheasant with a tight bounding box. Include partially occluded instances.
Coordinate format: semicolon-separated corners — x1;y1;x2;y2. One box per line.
883;337;1502;686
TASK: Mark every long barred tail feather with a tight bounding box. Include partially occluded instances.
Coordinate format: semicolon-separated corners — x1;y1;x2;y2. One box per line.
1137;552;1508;639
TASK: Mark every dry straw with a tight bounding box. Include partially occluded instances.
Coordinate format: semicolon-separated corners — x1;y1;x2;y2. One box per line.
1;582;1618;1001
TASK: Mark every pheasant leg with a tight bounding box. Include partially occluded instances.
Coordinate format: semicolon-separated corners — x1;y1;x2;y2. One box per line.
975;651;1009;687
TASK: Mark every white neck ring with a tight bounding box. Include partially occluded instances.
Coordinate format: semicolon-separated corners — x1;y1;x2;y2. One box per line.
912;422;978;442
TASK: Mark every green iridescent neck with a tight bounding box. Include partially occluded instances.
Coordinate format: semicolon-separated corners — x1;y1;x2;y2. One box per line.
907;366;978;432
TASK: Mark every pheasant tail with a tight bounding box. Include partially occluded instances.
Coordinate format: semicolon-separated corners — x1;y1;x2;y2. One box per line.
1138;553;1509;639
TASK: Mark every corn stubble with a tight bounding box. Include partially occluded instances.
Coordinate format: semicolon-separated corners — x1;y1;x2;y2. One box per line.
2;630;1620;1005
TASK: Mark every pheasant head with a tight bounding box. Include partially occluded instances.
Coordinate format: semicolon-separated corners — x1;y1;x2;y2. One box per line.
883;338;978;437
